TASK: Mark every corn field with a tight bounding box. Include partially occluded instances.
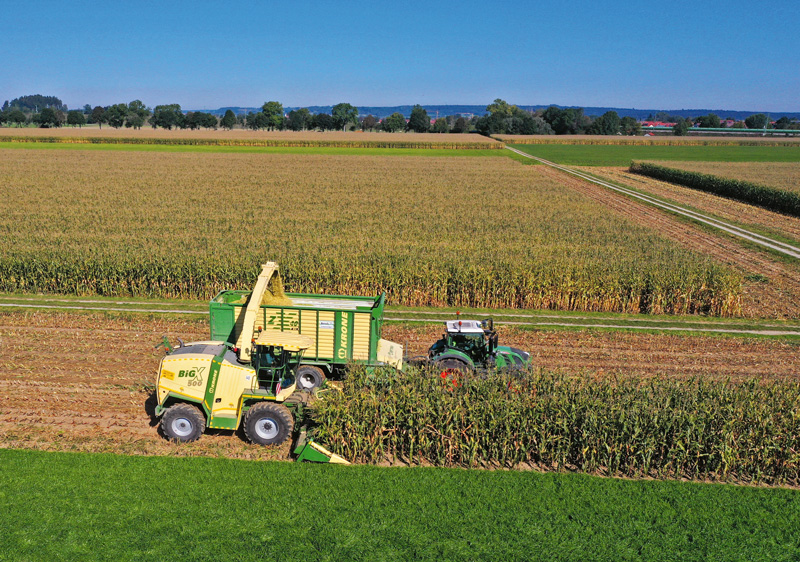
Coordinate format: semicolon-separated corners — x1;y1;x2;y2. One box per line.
0;150;742;314
312;366;800;485
0;135;503;150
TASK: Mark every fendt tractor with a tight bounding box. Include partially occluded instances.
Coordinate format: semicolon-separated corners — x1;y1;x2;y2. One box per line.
415;315;531;373
154;262;349;463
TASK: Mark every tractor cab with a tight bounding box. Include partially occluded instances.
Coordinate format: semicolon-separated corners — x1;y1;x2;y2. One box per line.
429;318;497;365
251;332;314;394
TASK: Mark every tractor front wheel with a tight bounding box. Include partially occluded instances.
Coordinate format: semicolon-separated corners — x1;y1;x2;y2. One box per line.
244;402;293;446
161;403;205;443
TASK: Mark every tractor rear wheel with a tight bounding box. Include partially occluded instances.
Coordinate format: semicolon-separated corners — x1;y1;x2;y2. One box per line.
244;402;293;446
296;365;326;390
435;358;469;390
161;403;205;443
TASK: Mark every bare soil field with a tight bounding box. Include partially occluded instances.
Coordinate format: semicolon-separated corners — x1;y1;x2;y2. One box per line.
535;166;800;319
0;126;498;144
1;311;797;459
646;161;800;195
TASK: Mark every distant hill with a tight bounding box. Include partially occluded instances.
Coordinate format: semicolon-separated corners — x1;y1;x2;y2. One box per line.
201;104;800;120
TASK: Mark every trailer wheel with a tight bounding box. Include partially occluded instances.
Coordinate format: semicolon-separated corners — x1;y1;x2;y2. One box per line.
244;402;293;446
161;403;205;443
296;365;326;390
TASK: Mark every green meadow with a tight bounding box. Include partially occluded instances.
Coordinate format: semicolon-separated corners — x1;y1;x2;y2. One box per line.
1;449;799;562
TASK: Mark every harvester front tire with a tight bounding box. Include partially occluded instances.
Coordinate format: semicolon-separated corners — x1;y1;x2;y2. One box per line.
161;403;205;443
244;402;293;446
296;365;326;390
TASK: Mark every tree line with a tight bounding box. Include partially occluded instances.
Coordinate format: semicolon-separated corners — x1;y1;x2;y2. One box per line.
2;94;798;135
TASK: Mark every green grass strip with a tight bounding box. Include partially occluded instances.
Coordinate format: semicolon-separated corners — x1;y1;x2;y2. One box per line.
1;449;799;562
511;143;800;166
0;141;507;157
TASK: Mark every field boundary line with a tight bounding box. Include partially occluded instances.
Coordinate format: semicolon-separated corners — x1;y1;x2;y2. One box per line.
3;301;799;336
506;146;800;259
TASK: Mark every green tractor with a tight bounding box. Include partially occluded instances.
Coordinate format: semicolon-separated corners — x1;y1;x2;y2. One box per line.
425;316;530;374
154;262;348;463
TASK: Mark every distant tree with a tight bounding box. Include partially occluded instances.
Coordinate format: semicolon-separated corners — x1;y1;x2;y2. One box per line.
188;112;214;129
312;113;335;131
451;116;469;133
486;98;514;118
246;111;270;130
55;110;67;127
8;109;27;127
220;109;237;130
127;100;150;126
361;114;378;131
125;113;145;129
67;110;86;128
9;95;66;112
332;102;358;131
587;111;621;135
541;106;589;135
733;120;746;128
202;113;218;129
620;116;641;135
745;113;769;129
83;104;92;114
1;100;8;112
151;104;183;130
696;113;721;128
774;116;792;129
90;106;106;128
105;103;128;128
37;107;59;127
431;117;449;133
407;105;430;132
261;101;284;130
672;117;691;136
287;108;312;131
382;112;406;132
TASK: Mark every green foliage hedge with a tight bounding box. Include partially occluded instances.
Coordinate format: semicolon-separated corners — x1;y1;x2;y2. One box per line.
629;161;800;217
313;367;800;485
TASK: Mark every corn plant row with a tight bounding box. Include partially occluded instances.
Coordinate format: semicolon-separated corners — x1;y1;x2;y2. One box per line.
0;135;504;150
312;366;800;485
0;253;741;315
630;161;800;217
494;135;800;147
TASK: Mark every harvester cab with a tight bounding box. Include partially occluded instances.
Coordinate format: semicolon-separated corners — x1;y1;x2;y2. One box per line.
251;331;312;394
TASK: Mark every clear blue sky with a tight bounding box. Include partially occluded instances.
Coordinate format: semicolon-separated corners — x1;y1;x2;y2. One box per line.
2;0;798;112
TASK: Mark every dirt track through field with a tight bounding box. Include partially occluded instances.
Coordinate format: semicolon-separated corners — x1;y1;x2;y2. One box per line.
532;165;800;319
1;311;798;460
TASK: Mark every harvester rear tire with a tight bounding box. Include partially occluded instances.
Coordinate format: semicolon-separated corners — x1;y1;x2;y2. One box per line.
296;365;326;390
436;358;469;390
161;403;205;443
244;402;293;446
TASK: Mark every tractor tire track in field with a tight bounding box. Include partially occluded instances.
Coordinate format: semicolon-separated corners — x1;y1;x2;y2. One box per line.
508;148;800;319
2;299;800;336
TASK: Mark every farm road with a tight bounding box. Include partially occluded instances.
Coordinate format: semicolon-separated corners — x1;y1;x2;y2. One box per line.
506;146;800;260
1;295;799;337
507;146;800;319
